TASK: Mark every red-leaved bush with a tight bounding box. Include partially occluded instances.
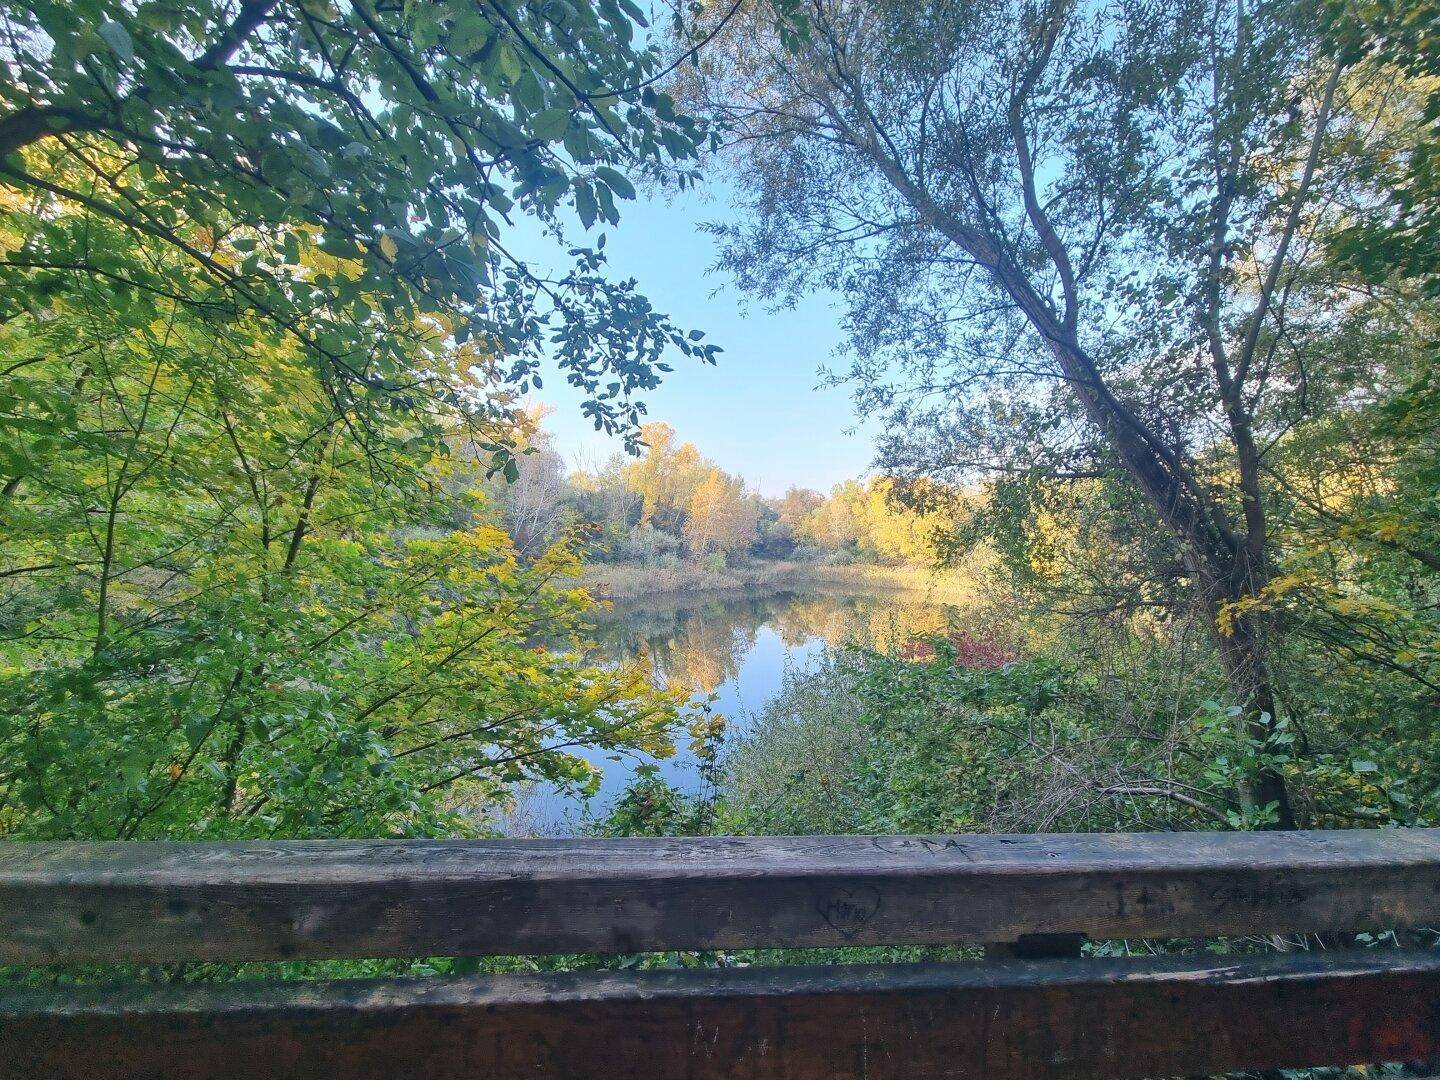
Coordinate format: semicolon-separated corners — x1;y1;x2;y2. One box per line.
899;631;1017;669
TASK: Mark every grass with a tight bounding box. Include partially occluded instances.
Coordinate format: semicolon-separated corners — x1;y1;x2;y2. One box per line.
574;560;806;600
802;563;985;606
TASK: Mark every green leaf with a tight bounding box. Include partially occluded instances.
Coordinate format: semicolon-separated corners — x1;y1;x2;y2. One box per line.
532;108;570;141
515;72;545;114
97;20;134;63
575;183;599;228
595;166;635;200
450;12;494;55
498;41;523;83
616;0;649;27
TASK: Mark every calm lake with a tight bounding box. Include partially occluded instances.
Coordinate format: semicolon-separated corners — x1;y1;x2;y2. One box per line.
506;584;959;835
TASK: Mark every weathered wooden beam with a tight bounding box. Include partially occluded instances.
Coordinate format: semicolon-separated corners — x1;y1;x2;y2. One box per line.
3;952;1437;1079
2;829;1438;963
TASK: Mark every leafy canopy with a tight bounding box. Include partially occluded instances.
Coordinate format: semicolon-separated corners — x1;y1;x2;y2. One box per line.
0;0;719;456
0;223;689;839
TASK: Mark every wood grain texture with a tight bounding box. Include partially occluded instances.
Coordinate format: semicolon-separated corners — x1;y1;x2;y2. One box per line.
3;952;1438;1078
3;829;1439;962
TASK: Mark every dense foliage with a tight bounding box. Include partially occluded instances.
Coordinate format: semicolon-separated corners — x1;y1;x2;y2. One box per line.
0;0;720;460
721;623;1430;841
0;0;713;840
675;0;1440;828
0;240;687;840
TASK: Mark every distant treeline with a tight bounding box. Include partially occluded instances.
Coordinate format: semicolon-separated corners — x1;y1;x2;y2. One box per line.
492;420;955;568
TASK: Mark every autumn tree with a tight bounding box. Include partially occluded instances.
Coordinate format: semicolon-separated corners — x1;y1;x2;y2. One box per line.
0;0;725;837
859;479;946;566
622;421;707;530
799;480;864;553
1316;0;1440;587
776;486;822;528
684;467;760;556
678;0;1433;826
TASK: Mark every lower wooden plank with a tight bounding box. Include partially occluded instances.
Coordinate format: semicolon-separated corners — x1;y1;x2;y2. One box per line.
2;952;1438;1079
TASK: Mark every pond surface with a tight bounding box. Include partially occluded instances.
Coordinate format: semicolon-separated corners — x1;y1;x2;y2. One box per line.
507;584;958;835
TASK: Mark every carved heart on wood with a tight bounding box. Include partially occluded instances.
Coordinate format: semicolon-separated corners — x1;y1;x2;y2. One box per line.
818;886;882;938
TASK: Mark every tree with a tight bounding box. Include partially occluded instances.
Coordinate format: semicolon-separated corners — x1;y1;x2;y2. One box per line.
0;0;719;471
1318;0;1440;589
1327;0;1440;292
684;466;760;555
858;478;944;566
799;480;864;554
0;199;688;840
488;410;571;555
775;486;823;533
622;421;706;530
679;0;1432;826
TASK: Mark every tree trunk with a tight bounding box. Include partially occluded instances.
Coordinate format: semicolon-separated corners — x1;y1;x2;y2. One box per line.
831;87;1301;830
1195;557;1297;831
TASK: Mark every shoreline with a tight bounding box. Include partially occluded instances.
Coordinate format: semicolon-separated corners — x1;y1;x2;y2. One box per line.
573;560;980;605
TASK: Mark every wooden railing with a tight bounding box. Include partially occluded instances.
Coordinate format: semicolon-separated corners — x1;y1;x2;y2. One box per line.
1;829;1438;1077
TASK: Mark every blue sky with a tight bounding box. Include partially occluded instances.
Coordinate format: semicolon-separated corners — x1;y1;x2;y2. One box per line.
516;183;879;497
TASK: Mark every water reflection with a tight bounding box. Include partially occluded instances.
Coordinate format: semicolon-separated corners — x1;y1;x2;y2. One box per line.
591;585;958;694
508;585;957;834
